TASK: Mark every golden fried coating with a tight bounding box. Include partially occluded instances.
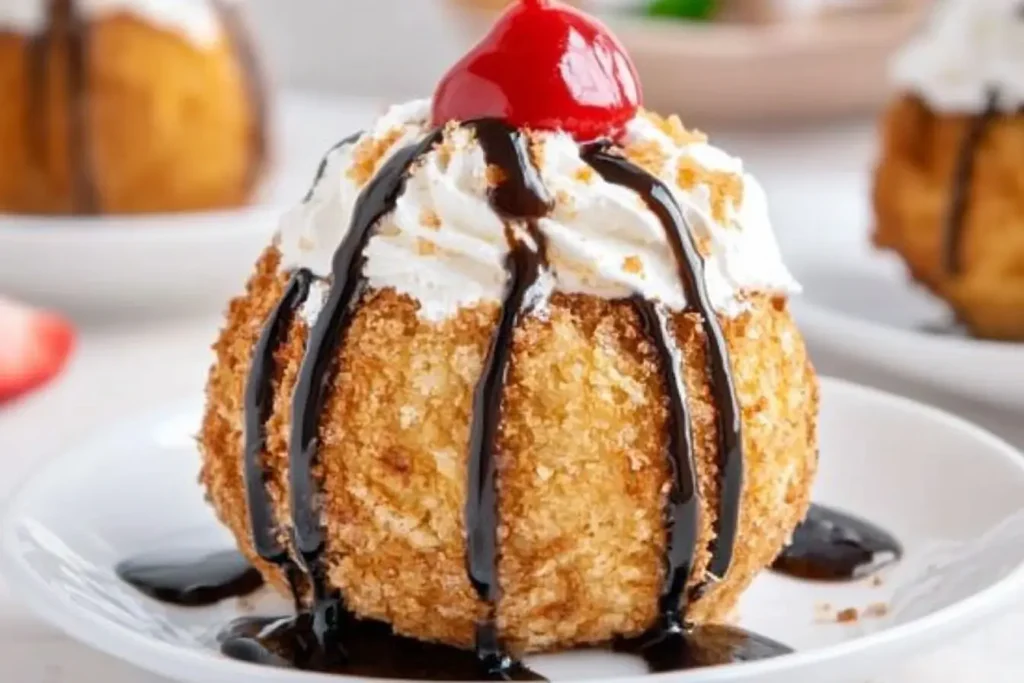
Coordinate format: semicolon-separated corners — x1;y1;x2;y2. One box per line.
200;247;819;653
0;13;263;215
874;95;1024;340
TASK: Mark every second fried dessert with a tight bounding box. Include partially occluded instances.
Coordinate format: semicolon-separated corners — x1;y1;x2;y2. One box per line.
874;0;1024;340
0;0;266;215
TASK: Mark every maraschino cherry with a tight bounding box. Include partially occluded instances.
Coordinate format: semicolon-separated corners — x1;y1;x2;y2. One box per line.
432;0;642;142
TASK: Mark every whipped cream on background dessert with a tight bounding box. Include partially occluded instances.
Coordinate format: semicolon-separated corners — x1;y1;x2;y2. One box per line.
892;0;1024;112
0;0;238;45
280;100;800;322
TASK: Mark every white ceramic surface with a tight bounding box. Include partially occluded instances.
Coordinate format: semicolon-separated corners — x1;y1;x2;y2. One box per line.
761;162;1024;412
0;92;380;320
3;379;1024;683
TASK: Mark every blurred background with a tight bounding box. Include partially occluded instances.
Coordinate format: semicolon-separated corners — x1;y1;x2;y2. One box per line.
248;0;927;123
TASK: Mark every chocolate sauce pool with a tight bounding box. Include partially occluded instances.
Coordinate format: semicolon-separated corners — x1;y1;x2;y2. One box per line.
117;120;900;679
116;550;264;607
772;504;903;582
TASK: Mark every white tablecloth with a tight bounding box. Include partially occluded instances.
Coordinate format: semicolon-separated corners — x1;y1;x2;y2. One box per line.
2;110;1023;682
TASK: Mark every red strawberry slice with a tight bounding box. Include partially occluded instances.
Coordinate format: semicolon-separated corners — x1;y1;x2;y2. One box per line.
0;298;75;403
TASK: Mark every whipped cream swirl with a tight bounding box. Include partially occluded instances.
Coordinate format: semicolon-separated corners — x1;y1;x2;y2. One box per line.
280;100;800;322
0;0;237;45
892;0;1024;112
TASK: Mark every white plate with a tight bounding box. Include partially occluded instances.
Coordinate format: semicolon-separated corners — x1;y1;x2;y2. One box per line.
761;161;1024;411
0;92;379;321
3;378;1024;682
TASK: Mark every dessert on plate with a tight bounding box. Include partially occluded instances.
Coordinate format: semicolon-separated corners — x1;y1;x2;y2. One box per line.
199;0;818;671
0;0;266;215
874;0;1024;341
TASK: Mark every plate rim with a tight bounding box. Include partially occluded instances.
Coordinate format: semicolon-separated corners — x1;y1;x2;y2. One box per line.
3;376;1024;683
791;294;1024;359
0;203;283;244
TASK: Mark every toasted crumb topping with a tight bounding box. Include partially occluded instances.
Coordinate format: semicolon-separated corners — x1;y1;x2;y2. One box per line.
486;164;508;188
622;256;645;277
348;127;406;187
836;608;859;624
420;209;442;230
865;603;889;619
624;140;669;175
528;132;547;170
435;139;454;172
416;238;438;256
641;110;708;146
556;189;576;215
573;166;596;184
676;157;745;224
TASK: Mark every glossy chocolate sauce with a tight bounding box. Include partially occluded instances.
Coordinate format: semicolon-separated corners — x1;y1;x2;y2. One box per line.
219;614;544;680
212;0;268;195
243;268;314;567
287;128;445;656
582;144;744;589
117;550;264;607
26;0;98;213
772;504;903;581
614;619;792;672
463;120;553;673
630;296;699;613
945;89;1000;274
304;132;363;202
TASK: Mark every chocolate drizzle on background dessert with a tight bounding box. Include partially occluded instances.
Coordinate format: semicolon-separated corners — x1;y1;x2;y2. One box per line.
25;0;99;214
945;88;1000;274
772;504;903;582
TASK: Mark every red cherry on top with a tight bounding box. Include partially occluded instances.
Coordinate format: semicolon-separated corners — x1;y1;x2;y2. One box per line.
432;0;642;142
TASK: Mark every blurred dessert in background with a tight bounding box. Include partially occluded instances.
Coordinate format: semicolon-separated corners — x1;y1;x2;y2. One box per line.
198;0;818;674
874;0;1024;341
0;0;266;215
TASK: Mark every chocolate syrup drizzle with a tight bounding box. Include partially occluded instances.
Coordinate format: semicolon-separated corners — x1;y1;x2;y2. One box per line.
944;89;1000;274
304;132;363;203
582;144;744;589
25;0;98;213
226;120;774;678
21;0;265;213
243;268;314;567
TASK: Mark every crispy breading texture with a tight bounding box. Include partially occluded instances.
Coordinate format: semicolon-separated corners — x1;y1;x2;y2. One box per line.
0;14;261;215
200;248;818;653
874;95;1024;340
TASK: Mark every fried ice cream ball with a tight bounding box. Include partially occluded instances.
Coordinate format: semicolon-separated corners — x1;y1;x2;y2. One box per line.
0;10;264;215
200;247;819;654
874;95;1024;340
